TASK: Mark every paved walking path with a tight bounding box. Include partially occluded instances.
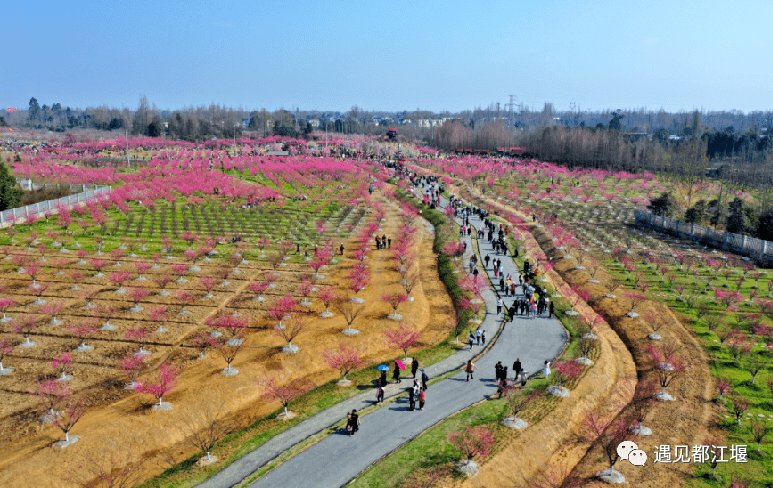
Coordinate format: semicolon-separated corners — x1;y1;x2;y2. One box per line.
198;186;567;488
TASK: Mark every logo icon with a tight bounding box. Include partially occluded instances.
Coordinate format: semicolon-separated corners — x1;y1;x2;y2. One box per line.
617;441;647;466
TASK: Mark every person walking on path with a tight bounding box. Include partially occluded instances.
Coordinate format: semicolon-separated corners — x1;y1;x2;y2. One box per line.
340;243;345;255
475;327;482;345
380;370;388;388
496;298;503;315
418;387;426;410
543;360;551;379
347;409;360;436
513;358;522;380
465;360;478;381
549;300;554;318
468;332;475;350
408;385;416;411
421;369;429;390
411;358;419;379
393;362;401;383
484;255;490;268
481;330;486;345
376;385;384;404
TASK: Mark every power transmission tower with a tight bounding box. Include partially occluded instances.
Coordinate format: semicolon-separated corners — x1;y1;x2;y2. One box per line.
505;95;516;125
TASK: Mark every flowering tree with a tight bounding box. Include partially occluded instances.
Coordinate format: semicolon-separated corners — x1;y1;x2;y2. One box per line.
624;290;647;317
268;295;297;328
322;341;363;384
317;286;338;318
648;345;685;399
172;263;189;282
384;323;423;360
199;276;219;299
505;389;539;427
551;361;583;389
298;276;315;306
255;372;314;419
67;319;99;351
0;298;14;322
716;377;732;401
125;327;152;356
249;279;270;302
13;314;41;347
715;288;743;311
0;339;13;373
31;378;71;420
447;426;495;463
121;354;146;388
186;330;216;361
348;266;369;302
136;363;180;409
382;293;409;320
108;272;132;294
52;397;87;446
90;258;109;277
729;395;749;426
128;287;151;312
176;290;196;315
581;411;629;476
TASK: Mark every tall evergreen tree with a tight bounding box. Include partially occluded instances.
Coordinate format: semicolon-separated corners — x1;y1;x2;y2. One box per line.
0;161;23;211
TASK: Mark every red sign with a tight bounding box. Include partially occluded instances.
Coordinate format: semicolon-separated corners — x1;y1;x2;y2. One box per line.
5;108;17;112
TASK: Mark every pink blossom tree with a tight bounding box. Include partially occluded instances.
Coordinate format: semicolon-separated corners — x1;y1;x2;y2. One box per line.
31;378;71;421
136;363;180;410
0;298;14;323
14;314;41;347
153;273;173;297
134;260;152;281
384;323;423;360
447;426;495;473
67;318;99;352
255;372;314;419
199;276;219;299
108;272;132;294
322;341;363;385
317;286;338;318
249;279;270;302
52;397;87;447
348;266;369;303
268;295;297;329
125;327;152;356
382;293;409;320
121;354;146;389
128;286;151;312
176;289;196;315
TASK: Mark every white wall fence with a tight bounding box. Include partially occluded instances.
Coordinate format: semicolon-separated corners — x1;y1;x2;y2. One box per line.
1;185;112;227
634;209;773;266
16;177;105;193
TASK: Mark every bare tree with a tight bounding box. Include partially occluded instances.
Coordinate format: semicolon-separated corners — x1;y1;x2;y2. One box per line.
175;395;235;463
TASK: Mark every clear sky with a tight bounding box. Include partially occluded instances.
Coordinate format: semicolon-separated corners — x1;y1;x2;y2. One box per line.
2;0;770;113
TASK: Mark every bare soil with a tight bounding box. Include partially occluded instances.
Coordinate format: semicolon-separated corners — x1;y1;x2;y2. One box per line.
0;195;454;487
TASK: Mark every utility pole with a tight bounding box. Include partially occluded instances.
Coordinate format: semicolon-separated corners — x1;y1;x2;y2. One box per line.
125;127;130;169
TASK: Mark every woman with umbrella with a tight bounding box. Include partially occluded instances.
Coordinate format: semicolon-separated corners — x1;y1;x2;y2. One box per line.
393;361;402;383
378;364;389;387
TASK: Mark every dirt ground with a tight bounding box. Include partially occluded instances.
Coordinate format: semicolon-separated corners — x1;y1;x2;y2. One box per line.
0;192;454;488
450;182;715;487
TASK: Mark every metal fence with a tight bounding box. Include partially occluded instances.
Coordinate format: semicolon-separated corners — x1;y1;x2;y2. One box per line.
0;185;112;227
635;209;773;265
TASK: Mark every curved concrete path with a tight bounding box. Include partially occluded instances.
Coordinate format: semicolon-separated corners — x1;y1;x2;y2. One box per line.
198;187;566;488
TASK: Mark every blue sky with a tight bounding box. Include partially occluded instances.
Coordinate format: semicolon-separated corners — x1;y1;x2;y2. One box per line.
1;0;770;113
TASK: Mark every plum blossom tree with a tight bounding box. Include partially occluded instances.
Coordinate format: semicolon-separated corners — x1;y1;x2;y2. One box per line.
125;327;152;356
322;341;363;385
249;279;270;302
14;314;41;347
348;265;369;303
67;318;99;352
121;354;146;389
128;287;151;312
317;286;338;318
268;295;296;329
52;397;87;447
383;323;423;360
446;427;495;476
136;363;180;410
255;372;314;419
176;290;195;315
31;378;71;422
382;293;408;320
109;272;132;294
0;298;14;323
